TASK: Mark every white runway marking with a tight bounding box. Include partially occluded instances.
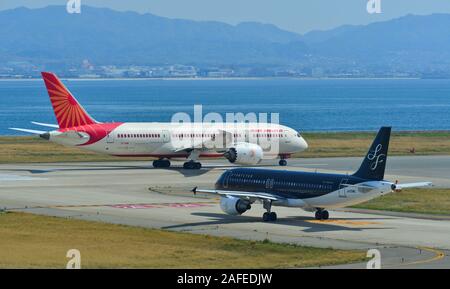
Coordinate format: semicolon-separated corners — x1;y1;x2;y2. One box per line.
0;174;46;181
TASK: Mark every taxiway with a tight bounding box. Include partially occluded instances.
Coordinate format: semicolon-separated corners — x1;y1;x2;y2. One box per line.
0;156;449;268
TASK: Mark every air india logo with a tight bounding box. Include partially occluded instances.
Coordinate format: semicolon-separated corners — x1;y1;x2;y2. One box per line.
367;144;385;170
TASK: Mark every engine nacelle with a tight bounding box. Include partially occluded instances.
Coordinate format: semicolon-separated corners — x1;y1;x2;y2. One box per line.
220;197;251;215
224;143;263;165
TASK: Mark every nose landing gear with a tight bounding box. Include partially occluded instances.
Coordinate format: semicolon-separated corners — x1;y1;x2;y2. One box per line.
278;155;289;166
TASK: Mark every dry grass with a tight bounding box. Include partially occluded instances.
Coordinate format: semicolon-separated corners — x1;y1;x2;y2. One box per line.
0;212;365;269
0;137;144;163
1;131;449;163
296;131;450;158
354;188;450;215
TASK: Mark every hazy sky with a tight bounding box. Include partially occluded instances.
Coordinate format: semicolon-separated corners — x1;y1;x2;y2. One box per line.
2;0;450;34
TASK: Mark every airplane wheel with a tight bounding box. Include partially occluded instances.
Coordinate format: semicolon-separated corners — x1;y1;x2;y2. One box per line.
153;160;171;168
315;210;329;220
279;159;287;166
263;212;277;222
183;161;201;170
315;210;322;220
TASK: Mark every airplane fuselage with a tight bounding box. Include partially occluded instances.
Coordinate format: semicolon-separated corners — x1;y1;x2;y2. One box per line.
12;72;308;169
48;122;307;160
215;168;394;210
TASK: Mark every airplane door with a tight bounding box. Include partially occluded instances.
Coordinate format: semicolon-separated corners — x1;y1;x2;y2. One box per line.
105;132;115;152
223;174;230;189
106;133;114;144
222;131;232;147
339;179;348;198
265;178;274;192
161;130;170;143
245;130;250;143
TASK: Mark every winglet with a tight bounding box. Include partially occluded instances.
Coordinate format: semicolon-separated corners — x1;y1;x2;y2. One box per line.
192;187;198;195
31;121;59;128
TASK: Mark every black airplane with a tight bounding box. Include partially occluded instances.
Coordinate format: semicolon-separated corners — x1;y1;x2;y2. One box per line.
193;127;431;221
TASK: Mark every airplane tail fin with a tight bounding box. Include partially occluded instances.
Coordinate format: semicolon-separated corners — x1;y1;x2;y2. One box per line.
353;127;391;181
41;72;97;129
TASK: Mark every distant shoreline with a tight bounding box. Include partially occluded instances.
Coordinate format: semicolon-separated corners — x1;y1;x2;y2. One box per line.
0;76;423;81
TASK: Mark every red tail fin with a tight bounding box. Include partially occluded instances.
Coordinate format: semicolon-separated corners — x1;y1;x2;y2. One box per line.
41;72;97;129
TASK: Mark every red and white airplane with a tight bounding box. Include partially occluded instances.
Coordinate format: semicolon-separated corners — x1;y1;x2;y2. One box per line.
10;72;308;169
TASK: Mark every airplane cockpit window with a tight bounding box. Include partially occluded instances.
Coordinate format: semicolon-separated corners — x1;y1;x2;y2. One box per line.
297;132;301;137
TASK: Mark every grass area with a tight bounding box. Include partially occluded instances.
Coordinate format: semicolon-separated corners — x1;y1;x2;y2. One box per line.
0;136;144;163
354;188;450;216
295;131;450;158
1;131;450;163
0;212;365;269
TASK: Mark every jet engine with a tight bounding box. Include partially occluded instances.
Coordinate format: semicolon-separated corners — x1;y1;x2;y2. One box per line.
224;143;263;165
220;196;251;215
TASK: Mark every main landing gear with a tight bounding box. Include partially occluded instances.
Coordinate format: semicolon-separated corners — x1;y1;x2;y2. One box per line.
153;159;171;168
262;200;277;222
315;208;329;220
182;150;202;170
183;161;202;170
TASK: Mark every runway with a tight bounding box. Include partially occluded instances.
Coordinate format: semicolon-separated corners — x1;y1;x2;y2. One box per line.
0;156;449;268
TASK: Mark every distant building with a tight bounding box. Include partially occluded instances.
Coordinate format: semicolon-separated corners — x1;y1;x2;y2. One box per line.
207;69;234;78
82;59;94;70
168;65;197;77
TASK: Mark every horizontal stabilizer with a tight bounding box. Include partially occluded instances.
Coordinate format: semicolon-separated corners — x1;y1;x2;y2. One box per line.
31;121;59;128
9;128;47;135
395;182;432;190
57;130;88;139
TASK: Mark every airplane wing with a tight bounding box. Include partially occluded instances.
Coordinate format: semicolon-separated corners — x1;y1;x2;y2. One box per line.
31;121;59;128
342;183;378;189
395;182;432;190
192;187;282;201
173;138;209;153
9;128;47;135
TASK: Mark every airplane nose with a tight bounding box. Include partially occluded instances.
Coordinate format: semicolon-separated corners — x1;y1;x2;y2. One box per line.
298;137;308;151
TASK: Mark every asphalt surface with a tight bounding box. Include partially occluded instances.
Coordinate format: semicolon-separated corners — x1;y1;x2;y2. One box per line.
0;156;449;269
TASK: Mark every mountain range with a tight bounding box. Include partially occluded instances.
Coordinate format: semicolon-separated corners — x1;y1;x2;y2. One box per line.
1;6;450;73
